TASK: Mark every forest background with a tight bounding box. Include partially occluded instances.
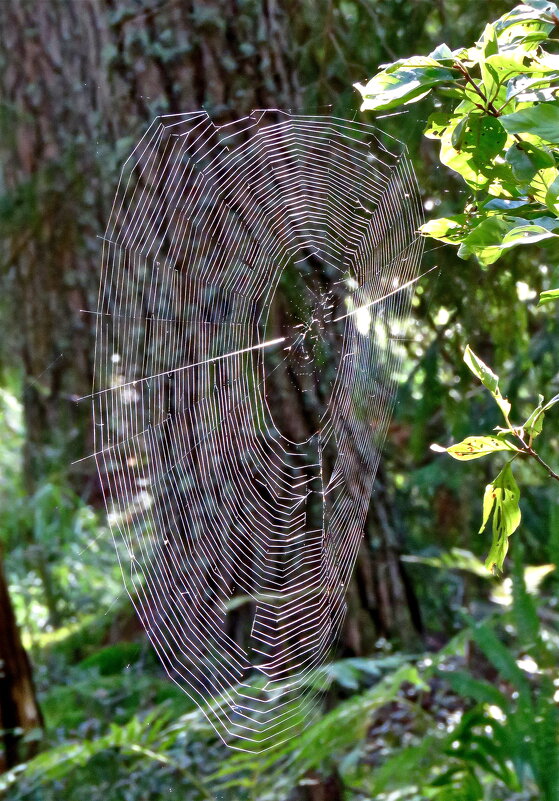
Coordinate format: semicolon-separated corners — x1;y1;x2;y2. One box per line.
1;1;559;799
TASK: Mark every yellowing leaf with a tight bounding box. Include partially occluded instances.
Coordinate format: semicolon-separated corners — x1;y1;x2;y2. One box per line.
431;436;518;461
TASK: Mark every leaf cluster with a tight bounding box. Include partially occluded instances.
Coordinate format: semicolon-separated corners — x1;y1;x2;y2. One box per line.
432;345;559;572
356;0;559;276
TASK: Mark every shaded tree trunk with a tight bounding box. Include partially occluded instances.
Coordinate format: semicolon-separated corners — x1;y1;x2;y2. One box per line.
0;554;43;771
0;5;421;783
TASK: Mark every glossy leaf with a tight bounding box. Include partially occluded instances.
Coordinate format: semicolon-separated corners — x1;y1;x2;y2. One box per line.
499;218;559;250
355;58;459;112
506;73;559;103
458;215;559;265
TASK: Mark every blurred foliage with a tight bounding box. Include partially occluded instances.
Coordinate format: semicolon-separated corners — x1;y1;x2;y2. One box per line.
4;575;559;800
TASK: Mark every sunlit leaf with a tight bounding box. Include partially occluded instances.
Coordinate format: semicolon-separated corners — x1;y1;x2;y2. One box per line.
451;114;470;149
457;216;520;266
439;115;508;191
506;73;559;102
523;399;545;439
428;42;455;63
543;392;559;411
355;58;459;112
424;111;454;139
480;462;521;573
419;214;470;243
463;345;499;392
499;218;559;250
545;173;559;212
494;2;557;49
538;287;559;304
431;436;518;461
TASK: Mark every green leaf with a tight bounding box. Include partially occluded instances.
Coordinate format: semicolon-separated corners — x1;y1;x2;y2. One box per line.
470;620;529;693
439;115;508;191
545;173;559;212
419;214;470;243
458;215;559;266
444;670;509;709
494;3;557;49
511;550;541;646
505;142;555;182
523;395;545;438
480;22;499;56
355;58;459;112
480;462;521;573
499;217;559;250
451;114;470;149
463;344;499;392
481;52;544;102
428;43;455;63
500;101;559;143
543;391;559;411
402;547;491;577
506;73;559;103
457;216;519;264
431;436;518;461
482;198;532;211
424;111;454;139
524;0;559;19
538;287;559;304
529;165;559;205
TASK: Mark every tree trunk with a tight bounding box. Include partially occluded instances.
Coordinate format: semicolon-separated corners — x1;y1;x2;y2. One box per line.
0;2;422;773
0;554;43;771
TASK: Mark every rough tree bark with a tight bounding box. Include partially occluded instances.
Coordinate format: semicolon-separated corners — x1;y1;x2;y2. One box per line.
0;1;422;786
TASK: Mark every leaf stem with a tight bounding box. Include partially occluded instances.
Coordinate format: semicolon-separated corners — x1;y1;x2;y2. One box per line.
503;410;559;481
454;61;501;117
508;423;559;481
522;444;559;482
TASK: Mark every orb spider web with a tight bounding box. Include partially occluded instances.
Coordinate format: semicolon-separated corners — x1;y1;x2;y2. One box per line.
89;110;424;751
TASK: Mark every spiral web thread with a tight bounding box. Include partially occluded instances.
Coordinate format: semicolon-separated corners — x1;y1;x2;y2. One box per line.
90;110;424;751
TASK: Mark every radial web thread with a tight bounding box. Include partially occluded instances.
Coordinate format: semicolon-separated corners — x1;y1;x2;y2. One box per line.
91;110;424;751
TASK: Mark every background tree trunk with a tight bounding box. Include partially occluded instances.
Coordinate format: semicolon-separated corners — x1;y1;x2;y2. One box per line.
0;2;423;779
0;554;43;771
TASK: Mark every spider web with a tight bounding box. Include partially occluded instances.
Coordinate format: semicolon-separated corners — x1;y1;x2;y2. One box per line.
90;110;424;751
